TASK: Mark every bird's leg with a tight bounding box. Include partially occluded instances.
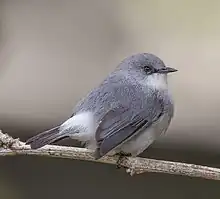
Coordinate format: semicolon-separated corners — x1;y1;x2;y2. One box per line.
116;152;132;169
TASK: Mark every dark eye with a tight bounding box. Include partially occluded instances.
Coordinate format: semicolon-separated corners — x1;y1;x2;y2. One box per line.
144;66;152;74
144;66;151;71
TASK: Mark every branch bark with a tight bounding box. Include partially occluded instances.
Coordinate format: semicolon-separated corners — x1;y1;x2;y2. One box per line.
0;130;220;180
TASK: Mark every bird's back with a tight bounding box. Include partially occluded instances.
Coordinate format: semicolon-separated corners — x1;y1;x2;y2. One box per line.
73;69;173;122
73;71;150;121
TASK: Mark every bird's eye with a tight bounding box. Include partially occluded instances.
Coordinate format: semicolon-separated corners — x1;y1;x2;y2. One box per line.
144;66;152;74
144;66;151;71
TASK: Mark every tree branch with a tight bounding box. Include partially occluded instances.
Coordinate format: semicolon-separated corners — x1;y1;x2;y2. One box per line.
0;130;220;180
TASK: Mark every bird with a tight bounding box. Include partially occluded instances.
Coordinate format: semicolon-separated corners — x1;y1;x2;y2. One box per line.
26;53;177;160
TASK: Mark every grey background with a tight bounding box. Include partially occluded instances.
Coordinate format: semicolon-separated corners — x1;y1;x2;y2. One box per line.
1;0;220;198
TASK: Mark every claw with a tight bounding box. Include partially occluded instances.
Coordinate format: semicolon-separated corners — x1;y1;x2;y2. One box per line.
116;152;131;169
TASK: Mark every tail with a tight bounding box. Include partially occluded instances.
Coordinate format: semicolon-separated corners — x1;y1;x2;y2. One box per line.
26;126;69;149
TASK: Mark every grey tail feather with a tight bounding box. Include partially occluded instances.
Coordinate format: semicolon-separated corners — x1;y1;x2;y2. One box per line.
26;126;69;149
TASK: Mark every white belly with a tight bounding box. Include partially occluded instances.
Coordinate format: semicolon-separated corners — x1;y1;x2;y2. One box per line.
119;127;156;156
117;113;171;156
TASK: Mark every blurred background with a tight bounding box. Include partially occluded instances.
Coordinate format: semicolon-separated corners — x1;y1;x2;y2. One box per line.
1;0;220;198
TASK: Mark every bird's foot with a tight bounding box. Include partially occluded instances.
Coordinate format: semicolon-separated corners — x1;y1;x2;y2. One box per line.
116;152;132;169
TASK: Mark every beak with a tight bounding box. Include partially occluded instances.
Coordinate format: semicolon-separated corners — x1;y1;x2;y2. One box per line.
157;67;178;74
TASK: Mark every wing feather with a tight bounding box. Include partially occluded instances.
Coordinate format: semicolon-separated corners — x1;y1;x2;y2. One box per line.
94;103;162;159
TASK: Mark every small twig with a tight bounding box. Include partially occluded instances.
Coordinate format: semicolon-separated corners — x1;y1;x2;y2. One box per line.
0;130;220;180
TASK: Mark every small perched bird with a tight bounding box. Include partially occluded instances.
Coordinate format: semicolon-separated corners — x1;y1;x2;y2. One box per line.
26;53;177;160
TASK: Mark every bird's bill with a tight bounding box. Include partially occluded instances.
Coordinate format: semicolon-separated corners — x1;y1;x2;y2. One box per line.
157;67;178;74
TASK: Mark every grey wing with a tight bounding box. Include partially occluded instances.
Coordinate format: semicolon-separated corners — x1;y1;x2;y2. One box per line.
94;97;164;159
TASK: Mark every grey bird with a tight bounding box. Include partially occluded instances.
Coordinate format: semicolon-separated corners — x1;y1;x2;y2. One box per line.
26;53;177;160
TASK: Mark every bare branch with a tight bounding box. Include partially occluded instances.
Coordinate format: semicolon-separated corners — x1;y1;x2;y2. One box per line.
0;130;220;180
